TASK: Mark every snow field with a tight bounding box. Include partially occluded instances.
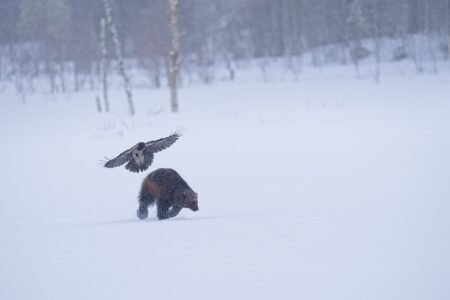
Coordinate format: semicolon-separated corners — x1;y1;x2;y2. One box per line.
1;65;450;300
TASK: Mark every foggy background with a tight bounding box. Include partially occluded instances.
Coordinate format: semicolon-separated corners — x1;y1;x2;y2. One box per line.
0;0;449;101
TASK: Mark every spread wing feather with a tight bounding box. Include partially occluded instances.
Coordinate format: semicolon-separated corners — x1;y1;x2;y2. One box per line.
104;149;133;168
145;132;181;154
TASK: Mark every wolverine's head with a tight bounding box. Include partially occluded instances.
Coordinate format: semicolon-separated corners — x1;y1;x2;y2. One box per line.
182;190;199;211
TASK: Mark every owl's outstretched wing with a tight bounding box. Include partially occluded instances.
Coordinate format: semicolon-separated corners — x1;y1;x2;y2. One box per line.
145;132;181;154
104;148;133;169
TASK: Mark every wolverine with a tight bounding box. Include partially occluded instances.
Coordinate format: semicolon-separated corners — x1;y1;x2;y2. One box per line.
137;168;199;220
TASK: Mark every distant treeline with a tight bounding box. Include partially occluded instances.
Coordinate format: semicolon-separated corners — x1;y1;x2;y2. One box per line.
0;0;449;93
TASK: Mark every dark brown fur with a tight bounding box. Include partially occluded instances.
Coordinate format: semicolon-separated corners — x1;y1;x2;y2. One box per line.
137;168;198;220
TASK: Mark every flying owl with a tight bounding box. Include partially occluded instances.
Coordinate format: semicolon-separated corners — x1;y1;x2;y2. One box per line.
103;132;181;173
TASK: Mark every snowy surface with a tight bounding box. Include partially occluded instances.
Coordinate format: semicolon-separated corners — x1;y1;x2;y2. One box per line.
1;63;450;300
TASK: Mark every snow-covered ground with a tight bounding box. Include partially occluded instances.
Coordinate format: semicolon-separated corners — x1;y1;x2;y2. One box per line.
1;63;450;300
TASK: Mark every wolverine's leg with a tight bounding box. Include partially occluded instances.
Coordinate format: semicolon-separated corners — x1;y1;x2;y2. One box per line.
157;201;171;220
137;205;149;220
137;192;154;220
167;206;182;218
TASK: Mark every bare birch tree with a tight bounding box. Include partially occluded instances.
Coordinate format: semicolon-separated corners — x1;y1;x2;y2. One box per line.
447;0;450;58
100;17;109;112
369;0;382;83
102;0;135;116
347;0;366;75
168;0;181;113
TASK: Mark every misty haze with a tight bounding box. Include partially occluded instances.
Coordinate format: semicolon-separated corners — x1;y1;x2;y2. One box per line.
0;1;449;300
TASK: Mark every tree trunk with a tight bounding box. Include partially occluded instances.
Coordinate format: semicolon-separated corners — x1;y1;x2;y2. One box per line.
447;0;450;58
100;17;110;112
168;0;180;113
103;0;135;116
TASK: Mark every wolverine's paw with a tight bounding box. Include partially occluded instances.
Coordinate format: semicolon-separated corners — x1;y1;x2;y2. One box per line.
137;207;148;220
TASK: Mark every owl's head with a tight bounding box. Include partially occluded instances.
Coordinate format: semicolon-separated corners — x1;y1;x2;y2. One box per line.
137;142;146;150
